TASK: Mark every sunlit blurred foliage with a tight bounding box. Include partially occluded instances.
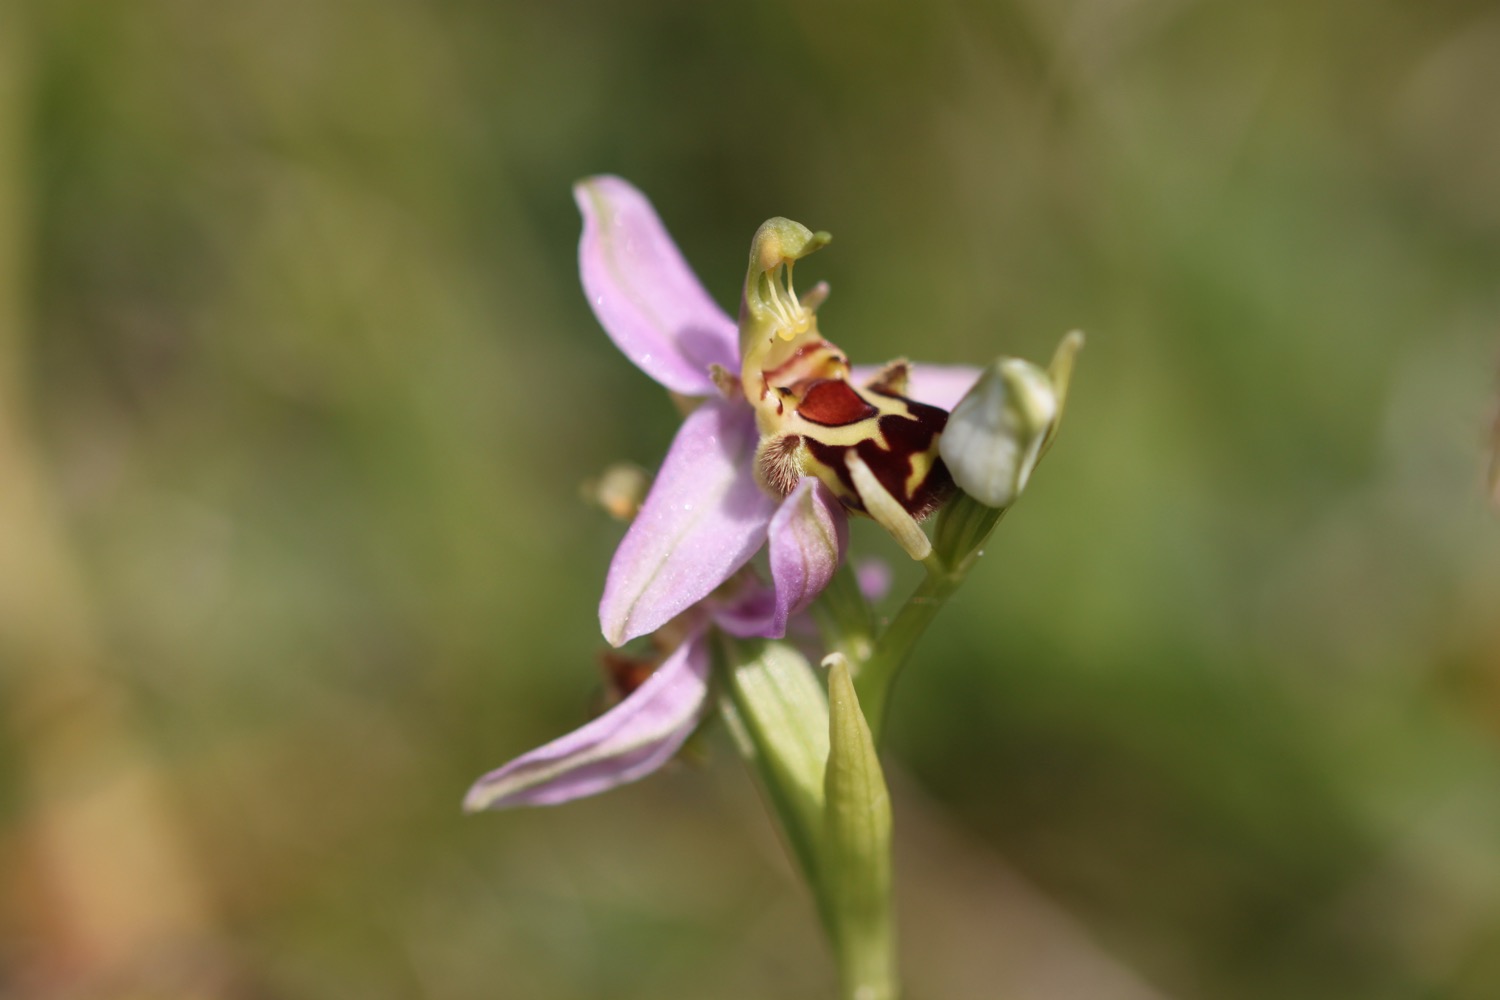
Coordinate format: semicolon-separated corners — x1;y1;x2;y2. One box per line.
4;1;1500;998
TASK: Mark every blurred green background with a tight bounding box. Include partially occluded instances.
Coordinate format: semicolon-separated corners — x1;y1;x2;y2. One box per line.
3;1;1500;998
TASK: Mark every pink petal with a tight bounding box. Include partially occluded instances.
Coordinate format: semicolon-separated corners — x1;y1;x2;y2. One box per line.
576;176;739;396
463;628;711;810
766;477;848;638
710;579;779;638
853;362;984;411
600;399;775;646
854;557;893;603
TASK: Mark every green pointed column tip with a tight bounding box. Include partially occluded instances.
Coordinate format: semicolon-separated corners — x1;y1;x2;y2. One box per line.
750;217;831;283
742;217;832;348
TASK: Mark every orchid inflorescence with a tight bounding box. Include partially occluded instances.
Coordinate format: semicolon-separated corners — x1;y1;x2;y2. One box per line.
465;176;1081;1000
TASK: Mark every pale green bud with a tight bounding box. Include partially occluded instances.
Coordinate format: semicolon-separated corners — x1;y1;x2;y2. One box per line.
822;653;896;999
937;330;1083;509
939;357;1059;508
719;639;830;888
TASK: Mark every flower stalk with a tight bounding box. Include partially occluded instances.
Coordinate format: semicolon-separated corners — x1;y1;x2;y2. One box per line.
855;501;1005;741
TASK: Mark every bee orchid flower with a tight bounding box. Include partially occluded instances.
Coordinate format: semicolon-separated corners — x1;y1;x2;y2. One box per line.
582;176;981;646
465;177;980;812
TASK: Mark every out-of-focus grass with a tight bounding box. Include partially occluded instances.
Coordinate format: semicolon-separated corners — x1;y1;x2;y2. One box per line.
3;1;1500;998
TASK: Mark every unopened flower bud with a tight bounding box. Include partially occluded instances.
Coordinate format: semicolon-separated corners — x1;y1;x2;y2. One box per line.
939;357;1059;508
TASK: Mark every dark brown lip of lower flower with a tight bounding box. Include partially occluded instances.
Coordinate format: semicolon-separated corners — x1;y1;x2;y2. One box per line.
599;649;658;700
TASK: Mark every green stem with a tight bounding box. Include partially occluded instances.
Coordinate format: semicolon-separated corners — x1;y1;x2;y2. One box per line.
853;565;958;742
854;496;1008;741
